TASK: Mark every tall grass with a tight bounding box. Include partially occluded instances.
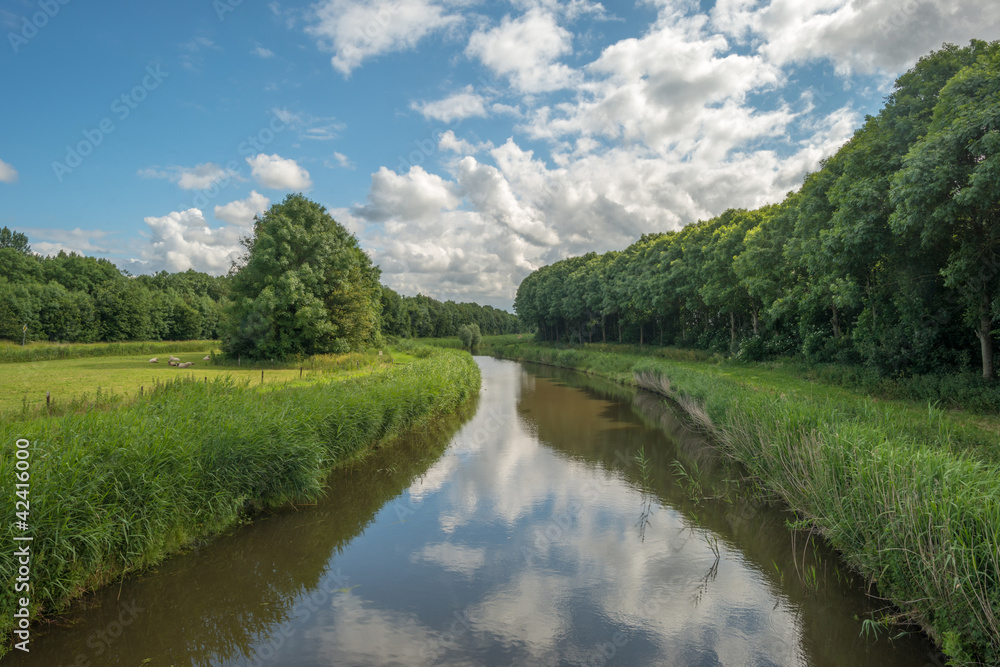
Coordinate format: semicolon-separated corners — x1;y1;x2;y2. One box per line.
0;340;217;364
494;341;1000;665
0;347;479;655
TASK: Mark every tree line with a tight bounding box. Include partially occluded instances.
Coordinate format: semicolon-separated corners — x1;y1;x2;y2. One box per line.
0;196;520;354
515;41;1000;379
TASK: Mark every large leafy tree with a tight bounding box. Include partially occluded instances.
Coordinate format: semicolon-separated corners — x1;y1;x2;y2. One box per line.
890;46;1000;379
222;194;382;360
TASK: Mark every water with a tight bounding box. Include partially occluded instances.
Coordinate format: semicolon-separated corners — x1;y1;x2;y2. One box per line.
7;358;940;666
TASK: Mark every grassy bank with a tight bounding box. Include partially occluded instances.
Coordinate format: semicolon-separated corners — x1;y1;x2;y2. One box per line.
0;346;480;656
494;342;1000;665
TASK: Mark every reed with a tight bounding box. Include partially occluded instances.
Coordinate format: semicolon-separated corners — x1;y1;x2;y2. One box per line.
0;347;480;655
494;341;1000;665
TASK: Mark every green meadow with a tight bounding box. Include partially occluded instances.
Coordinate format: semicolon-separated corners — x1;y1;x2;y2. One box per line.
0;341;416;418
0;344;480;656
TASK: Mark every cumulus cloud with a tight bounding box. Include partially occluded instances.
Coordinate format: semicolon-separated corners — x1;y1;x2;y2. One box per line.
329;151;354;169
214;190;271;226
710;0;1000;75
246;154;313;190
466;8;579;93
412;85;489;122
0;157;17;183
356;165;460;222
141;208;245;274
139;163;240;190
438;130;493;155
308;0;464;76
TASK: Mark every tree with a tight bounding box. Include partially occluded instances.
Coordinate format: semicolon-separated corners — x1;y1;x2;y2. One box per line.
222;194;382;360
890;46;1000;379
0;227;31;254
458;323;481;352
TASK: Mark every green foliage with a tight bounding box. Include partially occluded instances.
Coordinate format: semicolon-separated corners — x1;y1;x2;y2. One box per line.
0;226;31;254
0;348;480;650
379;288;522;339
222;194;383;360
457;323;482;351
513;41;1000;381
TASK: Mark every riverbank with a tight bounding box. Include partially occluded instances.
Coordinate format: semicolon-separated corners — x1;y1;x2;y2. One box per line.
492;341;1000;666
0;346;480;657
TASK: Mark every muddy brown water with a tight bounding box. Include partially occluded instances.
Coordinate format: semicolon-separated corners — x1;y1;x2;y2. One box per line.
7;357;941;666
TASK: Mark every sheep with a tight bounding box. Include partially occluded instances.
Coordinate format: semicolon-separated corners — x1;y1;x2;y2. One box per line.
177;362;195;368
149;358;158;363
169;356;180;363
203;355;211;361
168;361;178;367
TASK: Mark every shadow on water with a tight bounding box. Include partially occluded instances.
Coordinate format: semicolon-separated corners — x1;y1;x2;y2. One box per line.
6;398;478;667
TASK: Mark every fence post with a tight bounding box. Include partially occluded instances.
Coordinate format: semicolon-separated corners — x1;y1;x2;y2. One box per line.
140;386;143;397
46;391;50;410
262;370;264;384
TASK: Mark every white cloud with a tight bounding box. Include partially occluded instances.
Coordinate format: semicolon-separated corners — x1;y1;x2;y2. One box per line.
139;163;240;191
246;154;313;190
356;165;460;222
308;0;464;76
438;130;493;155
141;208;245;274
252;45;275;58
412;85;489;122
466;8;579;93
330;151;354;169
710;0;1000;75
213;190;271;226
0;158;17;183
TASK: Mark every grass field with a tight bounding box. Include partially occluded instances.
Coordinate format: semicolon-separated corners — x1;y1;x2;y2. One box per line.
0;345;480;657
0;345;409;418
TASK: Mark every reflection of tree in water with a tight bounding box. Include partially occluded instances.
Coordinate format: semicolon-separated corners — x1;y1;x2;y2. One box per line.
20;399;477;667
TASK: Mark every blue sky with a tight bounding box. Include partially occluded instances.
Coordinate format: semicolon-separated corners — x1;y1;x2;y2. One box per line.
1;0;997;309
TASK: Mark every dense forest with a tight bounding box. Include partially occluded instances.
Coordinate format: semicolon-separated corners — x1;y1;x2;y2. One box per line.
515;41;1000;379
0;225;520;347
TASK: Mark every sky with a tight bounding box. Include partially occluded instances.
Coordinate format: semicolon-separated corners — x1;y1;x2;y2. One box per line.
1;0;998;310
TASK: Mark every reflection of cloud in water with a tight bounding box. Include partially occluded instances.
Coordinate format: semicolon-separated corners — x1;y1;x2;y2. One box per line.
318;594;446;666
416;542;487;578
410;360;807;665
470;569;570;660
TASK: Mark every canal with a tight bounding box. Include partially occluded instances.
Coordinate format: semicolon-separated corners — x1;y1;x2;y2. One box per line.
10;357;939;666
